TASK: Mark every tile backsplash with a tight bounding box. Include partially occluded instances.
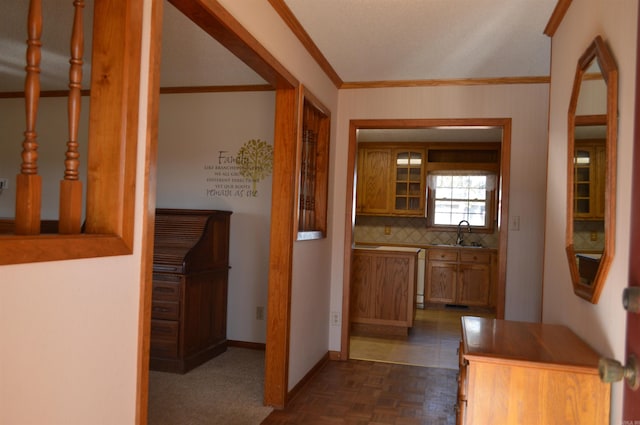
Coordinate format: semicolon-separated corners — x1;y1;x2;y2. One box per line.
354;215;498;248
573;220;605;252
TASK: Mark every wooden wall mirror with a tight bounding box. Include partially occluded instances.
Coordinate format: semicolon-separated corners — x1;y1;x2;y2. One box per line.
566;36;618;303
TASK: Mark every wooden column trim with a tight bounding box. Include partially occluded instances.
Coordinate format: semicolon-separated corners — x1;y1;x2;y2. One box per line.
264;87;299;408
135;0;164;423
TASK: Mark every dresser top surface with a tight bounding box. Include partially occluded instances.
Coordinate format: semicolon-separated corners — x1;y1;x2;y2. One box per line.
461;316;602;372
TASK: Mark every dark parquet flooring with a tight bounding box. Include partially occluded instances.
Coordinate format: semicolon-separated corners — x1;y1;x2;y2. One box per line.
261;359;457;425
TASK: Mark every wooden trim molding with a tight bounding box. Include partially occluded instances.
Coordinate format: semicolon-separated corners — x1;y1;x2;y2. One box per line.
168;0;297;89
0;85;273;99
159;84;273;94
135;0;164;423
342;76;550;90
265;87;299;408
496;118;512;319
268;0;343;88
544;0;573;37
341;118;512;359
0;89;91;99
285;352;330;402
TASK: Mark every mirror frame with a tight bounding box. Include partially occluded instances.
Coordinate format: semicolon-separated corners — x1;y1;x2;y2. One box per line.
566;35;618;303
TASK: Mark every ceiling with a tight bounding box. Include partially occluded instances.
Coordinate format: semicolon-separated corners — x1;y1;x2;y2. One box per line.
0;1;556;142
1;1;557;91
283;0;557;84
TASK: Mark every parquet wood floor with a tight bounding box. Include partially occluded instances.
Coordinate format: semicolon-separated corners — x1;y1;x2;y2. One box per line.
262;309;491;424
261;360;457;425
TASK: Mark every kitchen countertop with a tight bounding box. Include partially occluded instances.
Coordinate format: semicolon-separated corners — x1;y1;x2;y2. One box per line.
354;243;497;251
353;245;421;253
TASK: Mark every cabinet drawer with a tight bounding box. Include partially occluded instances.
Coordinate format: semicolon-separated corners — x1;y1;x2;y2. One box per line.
428;249;458;261
150;339;179;359
152;279;181;302
150;319;179;340
151;300;179;320
460;251;491;263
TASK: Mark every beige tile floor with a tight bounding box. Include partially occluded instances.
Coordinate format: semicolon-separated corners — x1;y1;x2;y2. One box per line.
349;308;495;369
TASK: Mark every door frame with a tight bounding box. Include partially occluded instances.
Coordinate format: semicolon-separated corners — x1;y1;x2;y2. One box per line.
138;0;300;421
622;3;640;418
340;118;511;360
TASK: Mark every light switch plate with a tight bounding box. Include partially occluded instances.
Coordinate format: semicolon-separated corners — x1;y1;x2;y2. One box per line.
510;215;520;231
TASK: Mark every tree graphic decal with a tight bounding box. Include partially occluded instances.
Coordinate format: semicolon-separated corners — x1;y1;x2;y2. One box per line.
237;139;273;194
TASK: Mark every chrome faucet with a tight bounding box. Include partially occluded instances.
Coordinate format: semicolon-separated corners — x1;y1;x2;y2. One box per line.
456;220;471;245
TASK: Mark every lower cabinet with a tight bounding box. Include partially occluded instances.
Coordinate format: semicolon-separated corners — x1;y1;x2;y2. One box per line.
350;247;418;335
457;316;610;425
150;269;228;373
426;248;495;308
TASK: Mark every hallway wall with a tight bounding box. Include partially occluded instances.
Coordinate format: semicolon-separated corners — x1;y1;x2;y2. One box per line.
330;83;550;354
543;1;638;423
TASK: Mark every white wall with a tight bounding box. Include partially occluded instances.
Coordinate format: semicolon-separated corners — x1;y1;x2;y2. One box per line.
542;1;638;423
156;91;275;343
0;2;154;423
329;84;550;350
216;0;339;391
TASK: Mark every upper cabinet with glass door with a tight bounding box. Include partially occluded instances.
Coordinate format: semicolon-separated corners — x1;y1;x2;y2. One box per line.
574;128;606;220
393;148;426;215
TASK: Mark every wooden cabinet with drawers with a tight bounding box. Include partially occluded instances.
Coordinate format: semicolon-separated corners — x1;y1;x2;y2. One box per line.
426;247;495;308
150;209;231;374
457;316;610;425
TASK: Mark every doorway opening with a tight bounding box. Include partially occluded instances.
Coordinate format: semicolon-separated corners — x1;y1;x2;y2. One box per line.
340;118;512;363
142;0;300;421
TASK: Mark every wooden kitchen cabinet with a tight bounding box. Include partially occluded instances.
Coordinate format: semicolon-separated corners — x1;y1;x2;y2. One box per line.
426;248;495;308
356;144;425;216
457;316;610;425
356;147;392;214
392;148;425;215
350;247;419;335
574;139;605;220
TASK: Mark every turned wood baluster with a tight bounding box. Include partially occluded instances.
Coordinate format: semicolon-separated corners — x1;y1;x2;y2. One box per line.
15;0;43;235
59;0;84;234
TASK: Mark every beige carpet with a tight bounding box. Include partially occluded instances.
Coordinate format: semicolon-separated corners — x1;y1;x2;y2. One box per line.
148;347;273;425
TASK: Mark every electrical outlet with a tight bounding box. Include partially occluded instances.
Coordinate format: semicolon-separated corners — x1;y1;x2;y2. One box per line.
256;306;264;320
384;225;391;235
331;311;340;326
0;178;8;190
590;232;598;241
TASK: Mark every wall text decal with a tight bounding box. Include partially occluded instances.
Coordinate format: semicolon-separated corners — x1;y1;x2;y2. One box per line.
205;139;273;198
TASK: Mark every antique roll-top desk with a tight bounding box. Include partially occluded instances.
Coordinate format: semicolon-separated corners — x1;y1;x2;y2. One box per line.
150;209;231;373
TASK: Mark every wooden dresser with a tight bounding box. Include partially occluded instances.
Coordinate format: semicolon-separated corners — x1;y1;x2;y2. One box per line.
150;209;231;373
457;316;610;425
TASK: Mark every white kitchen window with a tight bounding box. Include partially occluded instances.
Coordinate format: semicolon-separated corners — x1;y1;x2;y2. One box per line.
427;172;496;230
